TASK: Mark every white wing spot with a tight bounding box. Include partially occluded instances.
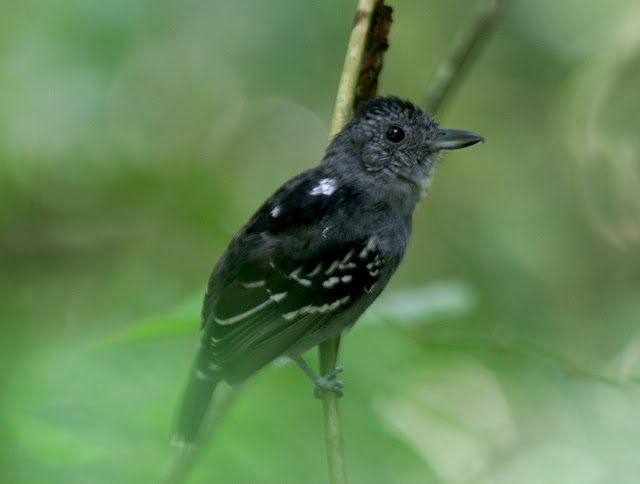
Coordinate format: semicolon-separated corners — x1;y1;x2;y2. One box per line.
271;205;281;218
282;296;351;321
306;264;322;278
310;178;337;196
339;262;356;270
195;369;212;380
325;260;340;275
359;237;378;259
341;275;352;283
341;249;354;264
283;310;299;320
214;299;273;325
323;276;340;289
296;277;312;287
241;280;266;289
290;266;312;287
273;356;291;367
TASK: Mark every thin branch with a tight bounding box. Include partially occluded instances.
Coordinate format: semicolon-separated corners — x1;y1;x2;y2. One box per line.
320;1;379;482
318;338;347;484
329;0;379;136
424;0;508;116
321;1;506;480
354;1;393;110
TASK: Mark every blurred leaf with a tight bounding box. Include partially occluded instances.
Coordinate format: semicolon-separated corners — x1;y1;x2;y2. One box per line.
608;331;640;382
99;314;198;345
367;280;476;327
17;415;107;467
98;292;201;345
374;357;516;482
557;47;640;249
479;444;607;484
511;0;640;60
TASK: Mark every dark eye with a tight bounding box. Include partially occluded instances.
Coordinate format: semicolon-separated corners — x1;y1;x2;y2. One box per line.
385;126;405;143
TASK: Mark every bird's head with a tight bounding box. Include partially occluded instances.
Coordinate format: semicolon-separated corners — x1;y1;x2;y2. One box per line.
324;96;483;211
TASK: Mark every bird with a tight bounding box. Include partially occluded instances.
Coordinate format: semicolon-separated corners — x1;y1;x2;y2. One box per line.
173;95;483;444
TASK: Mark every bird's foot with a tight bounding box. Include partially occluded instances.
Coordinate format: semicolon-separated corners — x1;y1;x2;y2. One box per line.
312;367;344;399
290;355;345;399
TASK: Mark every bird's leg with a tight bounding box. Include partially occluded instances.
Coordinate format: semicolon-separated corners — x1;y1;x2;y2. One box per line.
290;354;344;399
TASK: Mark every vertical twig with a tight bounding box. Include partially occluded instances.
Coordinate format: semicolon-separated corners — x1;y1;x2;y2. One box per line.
320;1;379;482
329;0;379;136
322;0;505;482
424;0;508;116
318;338;347;484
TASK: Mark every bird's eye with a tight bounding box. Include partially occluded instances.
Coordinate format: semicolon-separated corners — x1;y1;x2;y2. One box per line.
385;126;405;143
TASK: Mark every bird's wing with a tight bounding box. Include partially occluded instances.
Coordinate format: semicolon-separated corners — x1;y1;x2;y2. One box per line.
201;235;385;380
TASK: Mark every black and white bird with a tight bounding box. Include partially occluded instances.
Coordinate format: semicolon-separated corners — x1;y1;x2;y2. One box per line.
174;96;483;444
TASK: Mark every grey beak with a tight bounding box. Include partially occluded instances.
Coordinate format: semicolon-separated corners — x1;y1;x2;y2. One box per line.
426;128;484;150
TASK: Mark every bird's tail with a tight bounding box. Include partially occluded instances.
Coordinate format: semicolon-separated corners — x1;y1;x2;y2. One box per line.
173;365;222;446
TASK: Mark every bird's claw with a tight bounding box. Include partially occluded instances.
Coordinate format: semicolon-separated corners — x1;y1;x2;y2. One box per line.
313;367;344;399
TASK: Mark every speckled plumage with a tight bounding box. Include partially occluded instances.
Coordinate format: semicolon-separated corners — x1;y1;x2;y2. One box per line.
174;96;482;443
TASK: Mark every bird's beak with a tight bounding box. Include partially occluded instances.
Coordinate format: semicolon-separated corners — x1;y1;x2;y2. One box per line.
425;128;484;150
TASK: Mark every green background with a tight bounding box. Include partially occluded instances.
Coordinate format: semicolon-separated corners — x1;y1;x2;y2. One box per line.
2;0;640;482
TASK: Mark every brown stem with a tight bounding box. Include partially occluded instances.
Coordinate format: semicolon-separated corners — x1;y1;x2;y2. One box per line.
320;1;381;482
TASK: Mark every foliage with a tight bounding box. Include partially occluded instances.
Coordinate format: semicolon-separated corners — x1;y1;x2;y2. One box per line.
2;0;640;482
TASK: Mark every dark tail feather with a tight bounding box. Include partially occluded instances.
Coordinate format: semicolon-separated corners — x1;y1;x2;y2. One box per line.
173;368;222;445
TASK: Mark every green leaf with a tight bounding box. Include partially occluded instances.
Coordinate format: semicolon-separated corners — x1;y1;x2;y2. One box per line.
98;292;201;345
367;280;476;327
16;414;108;467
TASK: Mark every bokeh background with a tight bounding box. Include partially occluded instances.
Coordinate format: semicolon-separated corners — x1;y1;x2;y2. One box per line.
2;0;640;482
